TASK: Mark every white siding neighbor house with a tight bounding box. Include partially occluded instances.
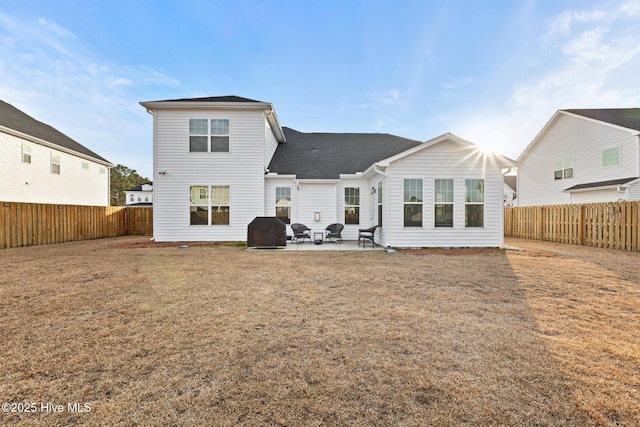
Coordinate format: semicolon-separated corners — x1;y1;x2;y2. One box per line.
0;100;112;206
126;182;153;206
517;109;640;206
141;96;515;247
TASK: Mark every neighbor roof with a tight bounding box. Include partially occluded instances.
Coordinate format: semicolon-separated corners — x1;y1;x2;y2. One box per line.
146;96;264;103
126;182;153;192
0;100;110;164
563;177;640;192
268;127;423;179
563;108;640;131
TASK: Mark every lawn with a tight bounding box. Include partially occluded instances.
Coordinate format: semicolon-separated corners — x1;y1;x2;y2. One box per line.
1;237;638;426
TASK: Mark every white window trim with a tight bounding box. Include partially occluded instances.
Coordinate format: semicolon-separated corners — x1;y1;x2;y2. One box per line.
344;187;360;225
601;146;621;168
51;152;61;175
433;178;454;229
22;144;31;164
403;178;424;228
554;158;574;180
464;178;485;228
188;118;231;154
189;185;231;226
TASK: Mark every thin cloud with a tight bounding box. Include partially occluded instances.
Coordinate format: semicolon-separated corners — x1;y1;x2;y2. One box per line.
453;1;640;159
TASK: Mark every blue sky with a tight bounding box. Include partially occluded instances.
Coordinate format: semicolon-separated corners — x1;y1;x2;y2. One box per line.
1;0;639;178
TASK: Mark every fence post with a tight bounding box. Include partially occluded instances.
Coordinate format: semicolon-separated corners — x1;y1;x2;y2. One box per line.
578;204;584;245
538;207;544;241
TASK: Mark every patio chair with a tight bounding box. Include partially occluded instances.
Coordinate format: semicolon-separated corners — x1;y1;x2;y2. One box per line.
291;223;312;244
358;225;380;248
325;223;344;243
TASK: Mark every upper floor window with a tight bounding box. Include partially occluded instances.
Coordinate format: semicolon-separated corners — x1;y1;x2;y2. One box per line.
189;119;230;152
99;167;106;174
434;179;454;228
22;144;31;164
51;153;61;175
403;179;423;227
465;179;484;228
554;158;573;180
82;161;89;170
275;187;291;224
344;187;360;225
602;147;620;167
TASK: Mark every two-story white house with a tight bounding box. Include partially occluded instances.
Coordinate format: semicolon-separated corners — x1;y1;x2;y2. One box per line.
140;96;515;247
0;100;112;206
125;182;153;206
517;109;640;206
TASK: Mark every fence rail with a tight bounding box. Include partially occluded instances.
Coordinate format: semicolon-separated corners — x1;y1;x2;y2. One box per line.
0;202;153;249
505;202;640;251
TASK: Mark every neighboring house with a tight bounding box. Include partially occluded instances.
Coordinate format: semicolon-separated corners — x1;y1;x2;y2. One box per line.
517;109;640;206
504;175;517;206
0;100;112;206
125;182;153;206
140;96;515;247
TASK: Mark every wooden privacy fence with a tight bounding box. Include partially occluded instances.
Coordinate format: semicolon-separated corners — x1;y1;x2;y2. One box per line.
0;202;153;249
505;201;640;251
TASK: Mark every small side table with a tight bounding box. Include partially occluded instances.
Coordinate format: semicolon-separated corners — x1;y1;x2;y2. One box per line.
313;232;324;244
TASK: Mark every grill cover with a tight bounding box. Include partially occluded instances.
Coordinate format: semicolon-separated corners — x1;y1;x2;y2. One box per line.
247;217;287;248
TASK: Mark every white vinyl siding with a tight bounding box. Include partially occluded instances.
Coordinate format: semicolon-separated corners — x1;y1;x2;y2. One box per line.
264;117;280;168
0;131;110;206
384;140;505;248
518;113;639;206
153;109;265;241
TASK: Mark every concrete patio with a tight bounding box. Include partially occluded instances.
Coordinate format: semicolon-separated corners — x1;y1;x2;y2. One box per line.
247;239;384;251
283;239;383;251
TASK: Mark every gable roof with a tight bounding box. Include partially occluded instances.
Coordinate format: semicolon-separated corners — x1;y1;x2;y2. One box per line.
518;108;640;162
0;100;111;164
564;108;640;131
267;127;423;179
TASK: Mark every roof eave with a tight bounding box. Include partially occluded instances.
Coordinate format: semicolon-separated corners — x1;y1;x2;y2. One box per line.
0;125;113;167
139;100;271;110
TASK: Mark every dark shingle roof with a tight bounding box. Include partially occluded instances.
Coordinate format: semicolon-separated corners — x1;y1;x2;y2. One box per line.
564;108;640;131
149;96;264;103
126;182;153;192
0;100;110;163
564;177;639;191
268;127;423;179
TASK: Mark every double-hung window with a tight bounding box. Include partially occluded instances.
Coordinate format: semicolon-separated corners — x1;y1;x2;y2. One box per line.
22;144;31;164
602;147;620;167
189;185;230;225
51;153;61;175
403;179;423;227
434;179;454;227
344;187;360;225
275;187;291;224
465;179;484;227
189;119;230;152
554;158;573;180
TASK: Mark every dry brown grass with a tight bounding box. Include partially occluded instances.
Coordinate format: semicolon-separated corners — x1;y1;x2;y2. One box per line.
0;236;638;426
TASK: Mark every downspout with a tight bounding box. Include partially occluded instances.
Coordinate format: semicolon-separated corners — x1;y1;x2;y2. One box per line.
146;108;157;241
